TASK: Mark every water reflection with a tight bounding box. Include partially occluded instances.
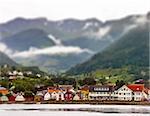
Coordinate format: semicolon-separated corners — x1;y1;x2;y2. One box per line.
5;107;150;114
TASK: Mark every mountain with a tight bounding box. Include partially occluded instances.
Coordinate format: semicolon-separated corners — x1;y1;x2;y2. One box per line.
0;17;102;40
63;36;110;52
0;51;18;66
0;13;148;72
1;29;55;51
67;23;149;75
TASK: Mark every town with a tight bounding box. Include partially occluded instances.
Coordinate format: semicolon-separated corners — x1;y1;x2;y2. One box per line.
0;65;150;104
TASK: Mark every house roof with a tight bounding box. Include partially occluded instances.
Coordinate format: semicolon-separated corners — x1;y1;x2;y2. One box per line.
89;85;114;92
58;85;73;88
80;86;89;91
0;87;7;90
127;84;144;92
48;89;61;93
58;85;74;90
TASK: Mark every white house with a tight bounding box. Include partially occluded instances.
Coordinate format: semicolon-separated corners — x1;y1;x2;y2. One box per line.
15;95;25;102
73;94;80;101
44;92;51;101
115;84;148;101
89;85;114;100
51;91;58;100
57;91;65;101
0;95;9;102
48;89;65;101
114;85;133;101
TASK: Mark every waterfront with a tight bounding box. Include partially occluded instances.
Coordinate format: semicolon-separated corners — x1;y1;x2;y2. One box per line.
0;104;150;116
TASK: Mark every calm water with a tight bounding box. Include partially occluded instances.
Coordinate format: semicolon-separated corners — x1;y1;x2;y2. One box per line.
0;104;150;116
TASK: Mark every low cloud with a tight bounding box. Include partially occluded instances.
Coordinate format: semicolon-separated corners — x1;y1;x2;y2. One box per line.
11;34;94;58
0;42;13;54
48;34;62;45
0;35;94;59
12;45;94;58
96;26;111;37
85;26;111;39
0;42;7;52
123;24;138;34
121;15;147;36
134;16;148;24
130;15;148;25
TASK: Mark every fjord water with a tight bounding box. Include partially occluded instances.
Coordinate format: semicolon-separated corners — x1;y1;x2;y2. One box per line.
0;104;150;116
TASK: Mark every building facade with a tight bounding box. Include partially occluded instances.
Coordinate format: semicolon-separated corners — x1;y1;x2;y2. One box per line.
89;85;114;100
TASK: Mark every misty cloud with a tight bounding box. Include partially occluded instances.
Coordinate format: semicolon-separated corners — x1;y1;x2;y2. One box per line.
85;26;111;39
0;42;7;52
0;33;94;58
123;24;138;34
134;16;148;24
130;15;148;25
97;26;111;37
0;42;13;54
121;15;147;36
48;34;62;45
12;45;94;58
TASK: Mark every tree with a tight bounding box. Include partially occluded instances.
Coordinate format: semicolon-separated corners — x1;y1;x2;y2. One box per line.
0;79;9;88
40;78;54;87
79;77;96;86
99;77;107;85
24;91;34;97
116;80;125;88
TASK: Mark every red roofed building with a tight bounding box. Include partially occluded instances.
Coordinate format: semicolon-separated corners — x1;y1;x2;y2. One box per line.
8;95;16;102
127;84;147;101
115;84;149;101
127;84;144;92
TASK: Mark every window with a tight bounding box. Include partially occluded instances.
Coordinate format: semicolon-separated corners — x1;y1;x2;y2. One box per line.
136;92;141;95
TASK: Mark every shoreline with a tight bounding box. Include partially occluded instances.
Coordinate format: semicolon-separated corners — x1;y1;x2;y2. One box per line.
1;101;150;106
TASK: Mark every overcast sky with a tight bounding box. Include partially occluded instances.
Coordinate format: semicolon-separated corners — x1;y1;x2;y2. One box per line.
0;0;149;23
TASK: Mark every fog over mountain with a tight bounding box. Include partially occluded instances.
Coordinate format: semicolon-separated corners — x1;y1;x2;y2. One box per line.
0;13;148;73
67;21;149;75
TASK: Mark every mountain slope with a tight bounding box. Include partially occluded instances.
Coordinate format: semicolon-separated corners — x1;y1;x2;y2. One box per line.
1;29;55;51
67;23;149;75
0;51;18;66
0;51;46;75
